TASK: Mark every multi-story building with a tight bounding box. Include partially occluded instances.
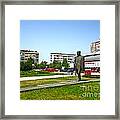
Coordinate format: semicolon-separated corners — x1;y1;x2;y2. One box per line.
50;53;76;67
20;50;39;64
83;52;100;72
90;40;100;53
83;39;100;73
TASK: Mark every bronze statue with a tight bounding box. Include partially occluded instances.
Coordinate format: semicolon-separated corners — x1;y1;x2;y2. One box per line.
74;51;82;81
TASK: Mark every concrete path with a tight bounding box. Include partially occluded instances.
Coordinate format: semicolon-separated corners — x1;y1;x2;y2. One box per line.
20;74;77;81
20;79;100;92
20;73;100;81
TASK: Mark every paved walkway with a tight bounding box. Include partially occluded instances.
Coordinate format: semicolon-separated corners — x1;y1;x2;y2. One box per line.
20;73;100;81
20;74;78;81
20;79;100;92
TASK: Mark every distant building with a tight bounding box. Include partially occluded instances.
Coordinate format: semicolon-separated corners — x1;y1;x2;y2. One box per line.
83;39;100;73
20;50;39;64
83;52;100;72
50;53;76;67
90;40;100;53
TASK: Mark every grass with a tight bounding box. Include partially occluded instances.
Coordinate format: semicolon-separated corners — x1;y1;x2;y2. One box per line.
20;76;97;88
20;70;65;77
20;81;100;100
82;75;100;78
20;76;77;88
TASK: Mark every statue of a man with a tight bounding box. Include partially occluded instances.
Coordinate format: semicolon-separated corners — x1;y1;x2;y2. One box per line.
74;51;82;81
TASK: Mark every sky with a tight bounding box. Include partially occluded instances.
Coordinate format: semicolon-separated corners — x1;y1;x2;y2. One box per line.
20;20;100;63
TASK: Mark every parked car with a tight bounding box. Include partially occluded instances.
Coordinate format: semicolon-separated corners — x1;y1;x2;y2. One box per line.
43;68;59;72
46;68;55;72
60;68;75;73
67;68;75;75
60;68;68;72
67;68;74;72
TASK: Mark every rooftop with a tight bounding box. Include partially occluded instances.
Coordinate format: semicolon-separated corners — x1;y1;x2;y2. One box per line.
50;53;76;55
20;49;38;53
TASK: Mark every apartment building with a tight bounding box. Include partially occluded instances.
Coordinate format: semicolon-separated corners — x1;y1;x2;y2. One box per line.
90;40;100;53
50;53;76;64
20;50;39;64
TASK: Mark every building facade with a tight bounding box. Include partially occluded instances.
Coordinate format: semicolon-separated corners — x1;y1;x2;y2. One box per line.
83;39;100;72
50;53;76;67
90;40;100;53
20;50;39;64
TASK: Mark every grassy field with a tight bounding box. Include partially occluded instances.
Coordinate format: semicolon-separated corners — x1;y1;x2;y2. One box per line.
20;70;65;77
20;76;97;88
20;81;100;100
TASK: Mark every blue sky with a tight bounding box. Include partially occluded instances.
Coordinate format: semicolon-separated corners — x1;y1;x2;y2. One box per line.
20;20;100;63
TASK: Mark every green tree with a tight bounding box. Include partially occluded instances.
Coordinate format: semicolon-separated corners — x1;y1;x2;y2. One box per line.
39;61;47;69
20;62;25;71
20;57;33;71
49;60;62;69
34;63;39;69
28;57;34;64
62;58;69;69
53;60;62;69
24;58;33;71
49;63;54;68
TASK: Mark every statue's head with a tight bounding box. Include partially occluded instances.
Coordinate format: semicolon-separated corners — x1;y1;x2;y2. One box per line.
77;51;81;56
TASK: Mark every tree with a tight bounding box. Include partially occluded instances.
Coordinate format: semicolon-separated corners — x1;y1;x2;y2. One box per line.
49;60;62;69
28;57;34;64
39;61;47;69
20;57;33;71
62;58;69;69
49;63;54;68
53;60;62;69
20;62;25;71
34;63;38;69
24;58;33;71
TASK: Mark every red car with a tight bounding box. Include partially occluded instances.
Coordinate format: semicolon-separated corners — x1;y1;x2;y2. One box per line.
84;69;91;75
45;68;58;72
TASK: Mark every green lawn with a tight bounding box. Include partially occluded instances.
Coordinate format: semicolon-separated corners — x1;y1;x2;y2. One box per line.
20;76;96;88
20;81;100;100
20;70;65;77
